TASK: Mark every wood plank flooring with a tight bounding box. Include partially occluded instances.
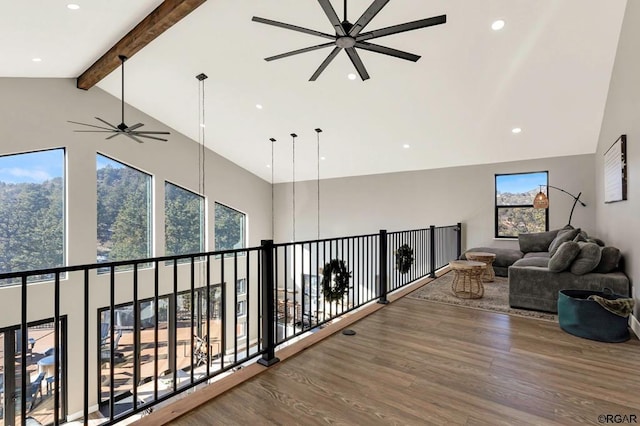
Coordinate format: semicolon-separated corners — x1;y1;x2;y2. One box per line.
168;296;640;425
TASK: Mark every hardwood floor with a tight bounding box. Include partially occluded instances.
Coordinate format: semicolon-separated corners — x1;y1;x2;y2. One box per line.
167;296;640;425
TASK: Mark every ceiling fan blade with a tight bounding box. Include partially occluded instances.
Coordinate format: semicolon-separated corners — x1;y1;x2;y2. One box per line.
73;130;117;133
133;130;171;135
127;123;145;131
67;121;115;131
133;133;169;142
345;47;370;80
309;46;342;81
124;133;145;144
106;132;123;140
357;15;447;41
317;0;346;36
355;41;420;61
348;0;390;37
252;16;335;41
94;117;120;130
266;42;335;61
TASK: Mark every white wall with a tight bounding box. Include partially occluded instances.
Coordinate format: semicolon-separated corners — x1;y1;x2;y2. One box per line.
0;78;272;413
275;154;595;250
595;0;640;318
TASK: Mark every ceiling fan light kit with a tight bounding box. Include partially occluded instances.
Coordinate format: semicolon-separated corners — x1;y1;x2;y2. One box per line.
69;55;170;143
253;0;446;81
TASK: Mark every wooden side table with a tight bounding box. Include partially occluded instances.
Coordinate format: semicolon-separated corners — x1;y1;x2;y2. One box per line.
449;260;485;299
465;251;497;282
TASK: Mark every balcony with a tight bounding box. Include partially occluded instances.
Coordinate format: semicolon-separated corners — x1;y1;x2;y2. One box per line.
0;225;461;425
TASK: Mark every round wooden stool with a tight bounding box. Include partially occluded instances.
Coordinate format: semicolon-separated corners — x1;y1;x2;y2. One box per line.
448;260;485;299
464;251;497;282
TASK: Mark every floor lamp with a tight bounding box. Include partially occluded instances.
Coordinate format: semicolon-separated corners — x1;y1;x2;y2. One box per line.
533;185;586;227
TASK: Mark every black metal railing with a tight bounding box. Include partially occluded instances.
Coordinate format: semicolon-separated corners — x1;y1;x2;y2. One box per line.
0;223;461;426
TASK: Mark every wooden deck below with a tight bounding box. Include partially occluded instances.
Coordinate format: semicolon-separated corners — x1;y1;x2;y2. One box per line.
151;287;640;425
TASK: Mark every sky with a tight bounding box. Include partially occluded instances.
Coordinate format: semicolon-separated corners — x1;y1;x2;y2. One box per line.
496;172;547;194
96;154;125;170
0;149;64;183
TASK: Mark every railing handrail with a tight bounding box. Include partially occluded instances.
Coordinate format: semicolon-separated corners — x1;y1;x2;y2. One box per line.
0;246;263;281
272;232;379;248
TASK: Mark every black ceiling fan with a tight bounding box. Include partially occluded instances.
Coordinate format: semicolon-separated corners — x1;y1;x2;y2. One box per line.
252;0;446;81
69;55;170;143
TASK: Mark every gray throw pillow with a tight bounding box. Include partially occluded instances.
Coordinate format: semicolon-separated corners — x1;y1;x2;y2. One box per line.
548;228;581;257
548;241;580;272
569;242;602;275
573;230;589;243
593;246;621;273
518;229;559;253
586;237;605;247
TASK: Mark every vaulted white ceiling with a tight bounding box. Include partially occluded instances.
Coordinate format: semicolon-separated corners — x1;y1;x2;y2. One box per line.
1;1;627;183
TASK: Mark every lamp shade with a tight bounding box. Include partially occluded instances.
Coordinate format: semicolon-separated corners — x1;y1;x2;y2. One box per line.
533;191;549;209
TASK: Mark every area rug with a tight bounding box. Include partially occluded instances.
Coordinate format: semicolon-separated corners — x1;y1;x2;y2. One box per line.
408;272;557;321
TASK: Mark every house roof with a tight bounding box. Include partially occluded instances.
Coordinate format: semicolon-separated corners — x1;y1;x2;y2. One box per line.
1;0;627;182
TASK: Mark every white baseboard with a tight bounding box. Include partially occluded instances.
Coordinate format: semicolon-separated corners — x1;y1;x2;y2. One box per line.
630;314;640;340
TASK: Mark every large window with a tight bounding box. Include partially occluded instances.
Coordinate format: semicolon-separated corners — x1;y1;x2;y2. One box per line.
214;202;246;251
97;154;152;263
495;171;548;238
165;182;205;258
0;149;64;284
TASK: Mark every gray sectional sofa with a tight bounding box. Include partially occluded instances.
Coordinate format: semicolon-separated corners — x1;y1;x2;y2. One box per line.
462;227;630;313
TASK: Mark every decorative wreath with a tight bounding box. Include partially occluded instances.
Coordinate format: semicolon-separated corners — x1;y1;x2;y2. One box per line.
395;244;414;274
321;259;352;303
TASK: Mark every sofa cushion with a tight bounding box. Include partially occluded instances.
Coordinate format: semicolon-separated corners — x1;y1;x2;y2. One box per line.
569;242;602;275
548;228;581;257
518;230;559;253
461;247;523;268
548;241;580;272
593;246;621;273
512;257;550;268
523;252;550;259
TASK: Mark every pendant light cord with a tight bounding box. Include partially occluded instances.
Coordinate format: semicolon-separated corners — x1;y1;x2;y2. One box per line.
269;138;276;240
315;128;322;240
291;134;297;242
196;73;208;251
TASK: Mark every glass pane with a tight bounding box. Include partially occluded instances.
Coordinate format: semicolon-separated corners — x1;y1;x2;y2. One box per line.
96;155;152;265
165;182;205;257
496;172;547;206
0;149;64;286
497;207;546;237
214;203;245;251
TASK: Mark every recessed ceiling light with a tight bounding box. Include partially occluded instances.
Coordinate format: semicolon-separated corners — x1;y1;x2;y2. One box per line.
67;4;80;10
512;127;522;134
403;144;411;149
347;73;357;80
320;156;326;160
32;58;42;62
256;104;263;109
491;20;505;31
266;164;271;168
200;123;206;128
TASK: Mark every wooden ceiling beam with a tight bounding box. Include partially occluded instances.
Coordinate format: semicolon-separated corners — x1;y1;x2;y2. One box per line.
76;0;207;90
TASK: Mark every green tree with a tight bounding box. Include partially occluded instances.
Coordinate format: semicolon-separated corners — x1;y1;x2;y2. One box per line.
165;183;203;257
214;203;244;251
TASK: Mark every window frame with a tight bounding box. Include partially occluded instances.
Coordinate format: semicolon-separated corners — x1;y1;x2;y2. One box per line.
494;171;549;238
96;153;153;267
0;148;66;285
164;180;206;258
213;201;247;252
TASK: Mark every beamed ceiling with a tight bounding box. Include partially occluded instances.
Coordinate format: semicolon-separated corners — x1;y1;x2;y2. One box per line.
0;0;628;183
